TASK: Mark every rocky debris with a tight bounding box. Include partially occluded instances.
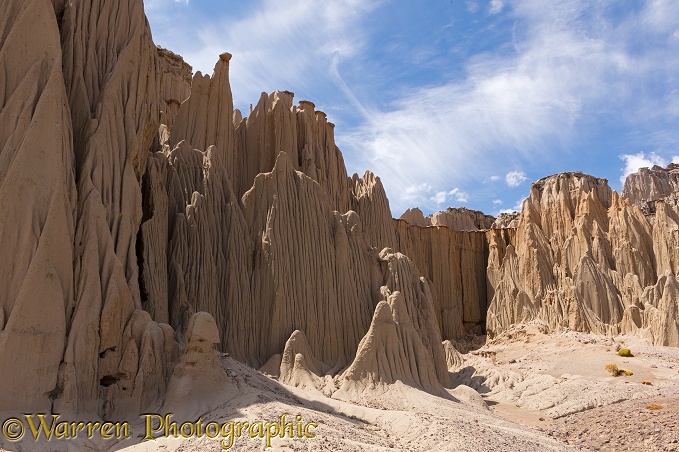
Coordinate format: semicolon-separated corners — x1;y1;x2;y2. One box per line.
549;396;679;451
400;207;495;231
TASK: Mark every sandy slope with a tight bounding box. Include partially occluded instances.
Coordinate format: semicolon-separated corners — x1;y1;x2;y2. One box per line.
3;326;678;451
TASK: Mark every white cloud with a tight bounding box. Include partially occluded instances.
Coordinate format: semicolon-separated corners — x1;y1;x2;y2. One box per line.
489;175;501;182
148;0;379;109
498;198;525;214
619;152;669;183
450;188;470;203
493;199;503;205
489;0;504;14
349;0;633;213
431;191;448;204
404;182;433;201
505;170;527;187
430;188;470;206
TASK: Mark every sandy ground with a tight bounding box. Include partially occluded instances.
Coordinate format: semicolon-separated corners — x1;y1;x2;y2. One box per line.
2;325;678;451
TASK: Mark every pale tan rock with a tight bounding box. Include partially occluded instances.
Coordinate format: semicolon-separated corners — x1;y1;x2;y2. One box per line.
163;312;233;419
0;0;77;413
400;207;495;231
334;284;450;400
486;172;679;347
623;163;679;206
395;220;489;338
443;340;465;371
450;384;488;410
277;330;329;392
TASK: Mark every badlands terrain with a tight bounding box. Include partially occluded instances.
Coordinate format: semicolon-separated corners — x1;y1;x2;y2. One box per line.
1;0;679;450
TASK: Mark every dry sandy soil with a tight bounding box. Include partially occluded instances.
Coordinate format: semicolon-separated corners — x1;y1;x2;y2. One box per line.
2;325;678;451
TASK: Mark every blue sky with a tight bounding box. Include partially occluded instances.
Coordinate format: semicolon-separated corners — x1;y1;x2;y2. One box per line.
146;0;679;216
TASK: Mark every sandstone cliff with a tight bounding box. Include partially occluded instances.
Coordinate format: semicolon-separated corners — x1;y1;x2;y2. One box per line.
0;0;452;417
0;0;184;418
486;172;679;346
623;163;679;205
3;0;679;426
401;207;495;231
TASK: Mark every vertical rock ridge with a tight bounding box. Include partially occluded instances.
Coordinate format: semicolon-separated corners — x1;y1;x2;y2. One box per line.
0;0;77;412
394;221;489;339
486;172;679;347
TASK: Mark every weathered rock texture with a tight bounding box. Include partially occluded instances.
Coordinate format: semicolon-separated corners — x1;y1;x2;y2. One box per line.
401;207;495;231
486;172;679;346
623;163;679;206
0;0;184;418
394;220;489;338
3;0;679;423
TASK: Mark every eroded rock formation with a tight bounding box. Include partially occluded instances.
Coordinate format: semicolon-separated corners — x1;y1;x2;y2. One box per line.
401;207;495;231
622;163;679;207
2;0;679;425
486;172;679;346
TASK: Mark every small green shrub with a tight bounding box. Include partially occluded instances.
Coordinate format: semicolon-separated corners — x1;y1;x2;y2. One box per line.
605;363;633;377
618;348;633;357
605;363;619;375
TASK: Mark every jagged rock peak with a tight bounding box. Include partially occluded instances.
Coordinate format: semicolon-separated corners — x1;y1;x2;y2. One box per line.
486;168;679;347
399;207;495;231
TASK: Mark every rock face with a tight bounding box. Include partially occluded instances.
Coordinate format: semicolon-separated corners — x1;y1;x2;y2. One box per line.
486;172;679;346
622;163;679;207
401;207;495;231
0;0;182;418
395;220;489;338
3;0;679;423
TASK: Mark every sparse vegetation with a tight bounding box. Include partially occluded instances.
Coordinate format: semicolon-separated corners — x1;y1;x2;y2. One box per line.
605;363;633;377
618;348;633;357
641;380;652;385
646;404;663;410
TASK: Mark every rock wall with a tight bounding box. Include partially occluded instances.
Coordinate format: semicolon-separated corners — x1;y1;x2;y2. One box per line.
394;221;489;339
400;207;495;231
622;163;679;206
0;0;181;418
486;172;679;346
3;0;679;422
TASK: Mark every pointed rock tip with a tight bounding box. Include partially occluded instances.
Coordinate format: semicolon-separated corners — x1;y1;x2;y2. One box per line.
373;301;393;324
219;52;232;61
273;151;295;174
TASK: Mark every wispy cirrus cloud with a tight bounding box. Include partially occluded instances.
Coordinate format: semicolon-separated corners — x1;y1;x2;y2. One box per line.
146;1;679;216
431;188;470;206
341;0;679;214
148;0;380;111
